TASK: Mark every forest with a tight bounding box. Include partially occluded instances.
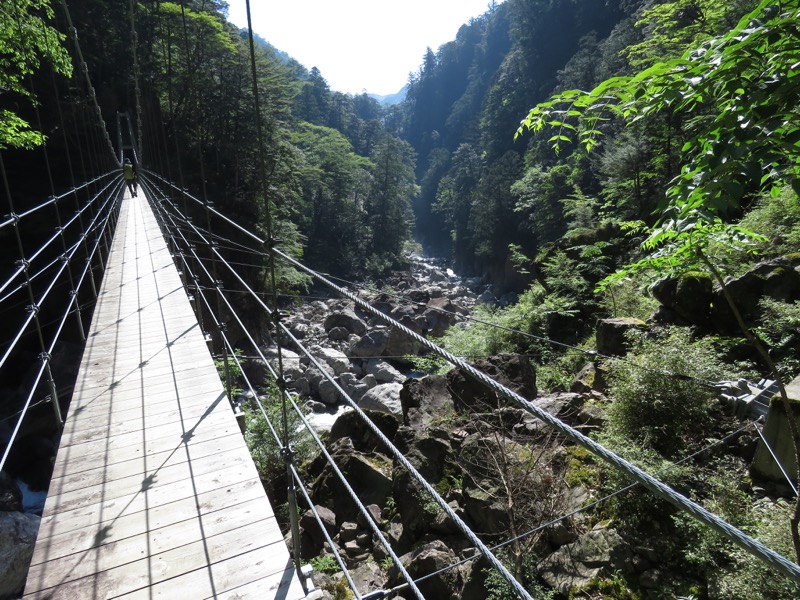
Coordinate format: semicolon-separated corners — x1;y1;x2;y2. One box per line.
3;0;800;598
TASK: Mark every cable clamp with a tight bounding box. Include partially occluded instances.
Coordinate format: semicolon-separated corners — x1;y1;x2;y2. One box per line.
26;304;39;317
39;351;52;363
59;254;70;263
280;445;295;463
275;376;287;391
265;237;283;248
15;258;29;270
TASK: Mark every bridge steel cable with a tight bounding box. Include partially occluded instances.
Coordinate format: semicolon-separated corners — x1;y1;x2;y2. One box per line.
140;167;800;585
0;178;123;472
143;177;419;599
142;177;536;600
59;0;121;168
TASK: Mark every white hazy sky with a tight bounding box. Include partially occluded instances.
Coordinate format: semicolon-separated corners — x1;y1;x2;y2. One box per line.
225;1;500;96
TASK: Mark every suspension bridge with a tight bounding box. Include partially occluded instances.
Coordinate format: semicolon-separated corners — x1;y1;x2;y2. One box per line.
3;1;800;599
19;188;304;599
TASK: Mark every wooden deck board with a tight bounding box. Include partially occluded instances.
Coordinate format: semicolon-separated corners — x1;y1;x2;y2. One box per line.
24;191;304;600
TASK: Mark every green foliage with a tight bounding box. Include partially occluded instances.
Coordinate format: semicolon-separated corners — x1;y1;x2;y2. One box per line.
520;0;799;293
756;297;800;378
213;349;244;397
672;471;800;600
600;279;659;320
595;429;694;534
483;553;555;600
404;352;451;376
310;554;340;575
243;384;316;490
624;0;756;68
569;571;640;599
606;328;735;456
435;304;516;361
737;188;800;261
563;444;601;489
0;0;72;149
710;500;800;599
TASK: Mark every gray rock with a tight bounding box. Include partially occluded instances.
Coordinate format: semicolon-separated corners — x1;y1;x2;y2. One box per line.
299;505;336;559
318;379;340;405
595;317;646;357
0;511;40;599
385;326;422;358
329;410;399;454
400;375;456;429
317;348;351;375
365;359;404;384
447;353;537;411
327;326;350;341
338;521;359;542
391;540;461;600
358;383;403;417
347;560;386;597
324;309;367;336
350;330;389;358
357;504;382;528
0;473;22;512
538;528;633;594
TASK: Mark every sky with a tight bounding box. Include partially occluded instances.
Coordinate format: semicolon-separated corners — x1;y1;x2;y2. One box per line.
225;1;501;96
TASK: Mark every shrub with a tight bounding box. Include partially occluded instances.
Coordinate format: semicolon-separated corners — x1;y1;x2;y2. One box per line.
605;327;735;456
244;383;317;497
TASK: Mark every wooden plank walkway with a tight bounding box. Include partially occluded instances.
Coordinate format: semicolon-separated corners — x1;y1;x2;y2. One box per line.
24;189;306;600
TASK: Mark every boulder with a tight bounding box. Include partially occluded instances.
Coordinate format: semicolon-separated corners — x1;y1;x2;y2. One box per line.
299;505;337;559
570;362;603;394
400;375;456;428
391;540;462;600
317;348;350;375
385;325;422;358
394;426;451;483
327;326;350;342
329;409;399;453
538;528;633;594
365;359;404;384
347;560;386;596
317;379;340;405
0;474;22;512
447;354;537;412
358;383;403;417
323;309;367;336
350;330;389;358
595;317;646;356
712;257;800;332
311;439;393;525
650;273;713;325
0;511;40;599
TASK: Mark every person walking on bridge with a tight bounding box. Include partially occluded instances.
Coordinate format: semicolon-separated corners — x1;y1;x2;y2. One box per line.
123;158;138;197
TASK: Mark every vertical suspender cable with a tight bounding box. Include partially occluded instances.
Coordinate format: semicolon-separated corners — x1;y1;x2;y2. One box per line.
242;1;305;590
59;0;120;168
129;0;144;165
0;153;63;427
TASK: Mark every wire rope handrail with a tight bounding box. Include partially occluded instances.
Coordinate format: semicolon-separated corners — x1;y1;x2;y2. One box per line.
0;172;117;232
0;179;122;472
0;173;122;304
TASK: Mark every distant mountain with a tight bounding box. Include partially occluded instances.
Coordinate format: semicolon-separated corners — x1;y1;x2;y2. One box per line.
369;86;408;105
